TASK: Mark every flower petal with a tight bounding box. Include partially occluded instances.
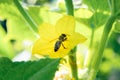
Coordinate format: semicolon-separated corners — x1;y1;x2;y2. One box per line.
32;39;52;56
32;38;70;58
55;15;75;35
32;16;87;58
69;32;87;46
39;23;58;41
49;32;87;58
32;32;86;58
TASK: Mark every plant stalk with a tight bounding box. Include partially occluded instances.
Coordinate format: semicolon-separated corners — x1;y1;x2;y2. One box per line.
89;15;116;80
13;0;38;33
89;28;95;48
65;0;78;80
65;0;74;16
69;47;78;80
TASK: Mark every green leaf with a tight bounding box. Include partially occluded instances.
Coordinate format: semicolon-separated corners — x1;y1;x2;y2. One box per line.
88;12;109;29
114;21;120;33
82;0;109;12
27;6;43;26
29;59;60;80
0;57;60;80
0;57;12;80
0;24;6;38
108;0;120;14
39;6;62;24
0;0;13;4
0;25;14;58
107;32;120;54
76;10;109;29
0;1;36;41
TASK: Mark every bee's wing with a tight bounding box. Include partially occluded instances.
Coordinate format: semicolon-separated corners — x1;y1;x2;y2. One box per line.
49;38;58;43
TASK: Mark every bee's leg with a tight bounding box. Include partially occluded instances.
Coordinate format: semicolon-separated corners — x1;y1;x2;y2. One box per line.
62;43;66;49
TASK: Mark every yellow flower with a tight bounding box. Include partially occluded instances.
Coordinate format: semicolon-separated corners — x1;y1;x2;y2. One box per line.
32;15;86;58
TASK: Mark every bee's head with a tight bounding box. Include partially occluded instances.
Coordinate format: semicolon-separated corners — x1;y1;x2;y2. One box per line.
61;34;66;37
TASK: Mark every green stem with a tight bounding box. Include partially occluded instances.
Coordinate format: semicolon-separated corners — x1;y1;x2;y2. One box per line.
84;28;95;69
89;28;95;48
64;0;78;80
69;47;78;80
89;15;116;80
13;0;38;33
87;26;95;68
65;0;74;16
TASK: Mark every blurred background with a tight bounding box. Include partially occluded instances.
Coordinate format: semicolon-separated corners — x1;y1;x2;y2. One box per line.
0;0;120;80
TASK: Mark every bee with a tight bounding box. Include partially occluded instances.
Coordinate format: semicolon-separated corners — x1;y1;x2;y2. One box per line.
54;34;67;52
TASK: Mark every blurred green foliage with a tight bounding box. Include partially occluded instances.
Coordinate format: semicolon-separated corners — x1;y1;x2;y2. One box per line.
0;0;120;80
0;57;60;80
